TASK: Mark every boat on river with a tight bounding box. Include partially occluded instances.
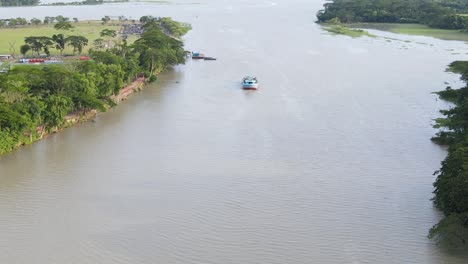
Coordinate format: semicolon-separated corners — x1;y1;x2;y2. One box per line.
192;52;205;59
242;76;259;90
204;57;216;61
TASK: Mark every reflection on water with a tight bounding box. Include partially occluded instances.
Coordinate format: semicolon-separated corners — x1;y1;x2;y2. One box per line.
1;0;468;263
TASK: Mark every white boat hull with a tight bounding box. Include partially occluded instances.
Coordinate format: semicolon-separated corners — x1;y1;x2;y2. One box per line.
242;83;259;90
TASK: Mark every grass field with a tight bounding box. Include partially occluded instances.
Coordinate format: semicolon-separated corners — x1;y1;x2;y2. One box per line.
0;21;126;56
351;23;468;42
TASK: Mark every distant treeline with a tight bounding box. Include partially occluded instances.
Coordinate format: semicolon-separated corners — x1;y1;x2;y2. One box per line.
0;16;79;27
46;0;104;5
43;0;129;6
0;0;129;7
0;15;135;28
430;61;468;249
317;0;468;30
437;0;468;13
0;0;39;6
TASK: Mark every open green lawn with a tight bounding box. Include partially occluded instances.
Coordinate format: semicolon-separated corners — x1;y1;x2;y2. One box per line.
351;23;468;42
0;21;126;56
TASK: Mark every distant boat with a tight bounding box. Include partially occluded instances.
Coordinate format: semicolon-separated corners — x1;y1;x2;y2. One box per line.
192;51;205;59
204;57;216;61
242;76;259;90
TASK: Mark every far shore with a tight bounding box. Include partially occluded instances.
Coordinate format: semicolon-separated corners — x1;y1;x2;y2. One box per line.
349;23;468;42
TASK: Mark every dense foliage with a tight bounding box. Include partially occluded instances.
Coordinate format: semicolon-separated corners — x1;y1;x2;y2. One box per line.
0;19;188;155
437;0;468;13
139;16;192;38
317;0;468;30
46;0;104;5
430;61;468;249
0;0;38;6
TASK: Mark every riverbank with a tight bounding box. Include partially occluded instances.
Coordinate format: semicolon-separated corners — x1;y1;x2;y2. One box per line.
319;21;468;41
0;17;189;157
351;23;468;42
429;60;468;249
7;77;146;155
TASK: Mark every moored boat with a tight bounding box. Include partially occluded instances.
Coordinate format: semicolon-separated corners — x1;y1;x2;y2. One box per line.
204;57;216;60
192;51;205;59
242;76;259;90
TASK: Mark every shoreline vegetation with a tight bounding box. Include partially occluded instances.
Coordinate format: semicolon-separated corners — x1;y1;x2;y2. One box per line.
0;16;191;156
430;61;468;250
352;23;468;41
321;19;375;38
316;0;468;250
316;0;468;41
36;77;145;137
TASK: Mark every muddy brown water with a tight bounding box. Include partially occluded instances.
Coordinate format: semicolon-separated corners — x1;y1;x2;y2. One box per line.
1;0;468;263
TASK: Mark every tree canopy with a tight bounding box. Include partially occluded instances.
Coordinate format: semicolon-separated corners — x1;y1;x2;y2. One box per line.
317;0;468;30
0;0;39;6
430;61;468;249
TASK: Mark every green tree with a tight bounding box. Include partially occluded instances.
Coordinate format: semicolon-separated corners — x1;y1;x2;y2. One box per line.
139;15;156;24
20;44;30;57
100;29;117;49
66;35;88;55
30;18;41;26
54;21;74;31
55;15;69;23
0;102;32;132
52;34;67;56
40;37;54;56
16;17;27;26
132;24;185;77
8;18;18;27
101;16;110;25
431;60;468;249
93;38;105;51
42;95;72;130
43;16;54;24
24;36;43;56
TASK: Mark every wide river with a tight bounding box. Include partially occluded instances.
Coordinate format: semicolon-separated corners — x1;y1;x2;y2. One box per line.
1;0;468;263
